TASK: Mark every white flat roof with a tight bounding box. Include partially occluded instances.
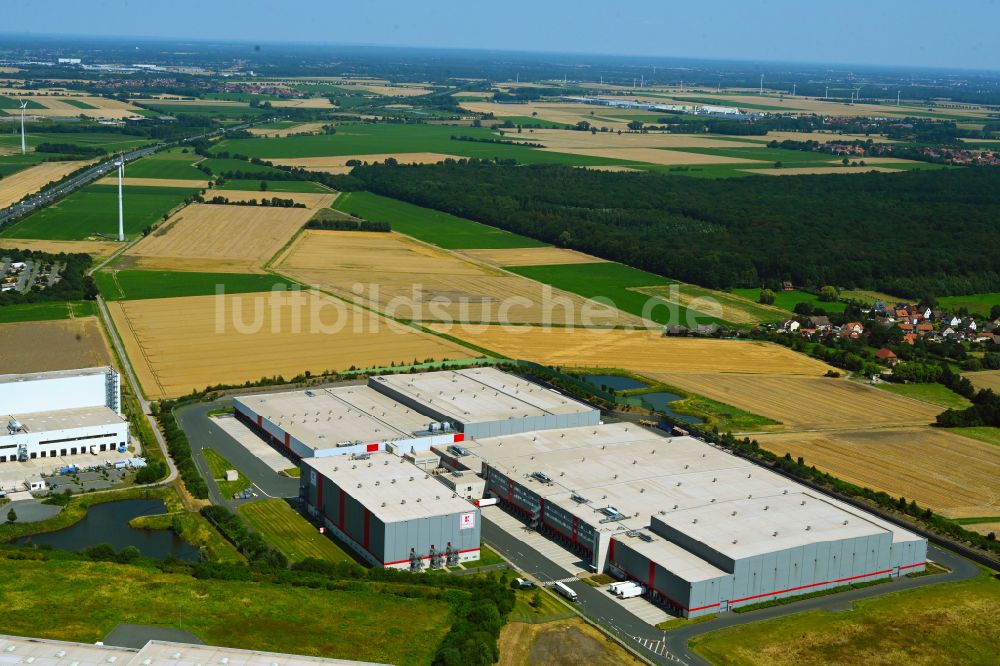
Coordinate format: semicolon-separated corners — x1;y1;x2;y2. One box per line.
0;636;384;666
0;366;110;386
371;367;596;423
656;493;887;561
614;531;728;583
3;406;125;437
471;424;922;547
302;452;476;524
236;385;433;450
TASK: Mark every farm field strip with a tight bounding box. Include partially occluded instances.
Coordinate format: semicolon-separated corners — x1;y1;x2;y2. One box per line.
332;191;546;249
0;238;120;259
266;152;462;171
95;176;210;188
633;284;789;325
755;427;1000;518
425;324;834;375
96;270;296;301
249;121;330;137
968;370;1000;393
458;246;607;267
652;373;941;431
0;158;97;208
203;188;336;209
124;203;314;272
273;230;642;326
107;291;473;399
0;317;111;373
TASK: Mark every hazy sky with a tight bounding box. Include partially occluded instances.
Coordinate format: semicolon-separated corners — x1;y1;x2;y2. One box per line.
9;0;1000;70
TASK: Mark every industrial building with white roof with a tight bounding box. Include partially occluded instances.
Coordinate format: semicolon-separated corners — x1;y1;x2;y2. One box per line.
0;635;385;666
444;422;926;616
234;367;925;608
0;367;127;467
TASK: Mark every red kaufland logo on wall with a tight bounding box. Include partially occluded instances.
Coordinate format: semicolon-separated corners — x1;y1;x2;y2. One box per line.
460;512;476;530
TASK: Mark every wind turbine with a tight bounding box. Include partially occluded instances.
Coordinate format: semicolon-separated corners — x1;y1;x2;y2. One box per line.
19;100;28;155
116;154;125;242
759;74;764;96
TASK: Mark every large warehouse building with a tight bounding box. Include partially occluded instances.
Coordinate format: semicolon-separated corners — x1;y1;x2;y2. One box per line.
456;422;926;616
300;451;481;569
0;367;127;464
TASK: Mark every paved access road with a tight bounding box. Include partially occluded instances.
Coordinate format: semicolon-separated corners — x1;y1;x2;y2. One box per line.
175;401;299;507
483;515;983;666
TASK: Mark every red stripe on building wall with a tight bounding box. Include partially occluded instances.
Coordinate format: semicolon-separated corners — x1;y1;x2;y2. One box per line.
608;538;616;562
366;443;379;452
256;415;262;427
648;561;655;588
338;489;346;529
453;433;464;443
284;432;290;449
363;508;370;550
899;562;925;570
382;548;481;567
729;568;895;605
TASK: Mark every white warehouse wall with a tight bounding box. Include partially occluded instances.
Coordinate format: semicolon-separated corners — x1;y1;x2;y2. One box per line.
0;369;117;416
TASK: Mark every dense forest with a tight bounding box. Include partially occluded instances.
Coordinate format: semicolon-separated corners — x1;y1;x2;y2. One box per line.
349;162;1000;297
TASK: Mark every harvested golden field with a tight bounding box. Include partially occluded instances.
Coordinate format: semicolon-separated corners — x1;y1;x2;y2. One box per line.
0;317;111;374
204;188;336;209
267;153;461;171
541;146;763;166
15;95;141;119
459;247;607;267
0;238;120;259
966;522;1000;536
0;159;96;208
968;370;1000;393
633;285;788;325
462;101;635;129
107;291;472;399
125;203;312;273
274;231;640;326
744;131;900;144
653;373;940;430
755;428;1000;518
354;84;435;97
745;166;901;176
249;122;329;137
521;128;761;150
95;176;210;188
268;98;337;109
427;325;833;375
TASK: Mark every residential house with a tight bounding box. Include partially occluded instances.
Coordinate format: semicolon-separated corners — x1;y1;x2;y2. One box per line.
780;319;801;333
903;333;919;345
809;315;832;330
874;348;899;365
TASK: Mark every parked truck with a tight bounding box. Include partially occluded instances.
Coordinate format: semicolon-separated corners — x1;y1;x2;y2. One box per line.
552;581;578;602
618;584;646;599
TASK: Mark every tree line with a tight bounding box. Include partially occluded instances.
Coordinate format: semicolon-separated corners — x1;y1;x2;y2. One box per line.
346;161;1000;296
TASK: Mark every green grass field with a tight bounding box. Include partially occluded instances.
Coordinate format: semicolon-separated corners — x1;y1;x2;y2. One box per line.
216;178;331;193
0;184;197;241
124;148;206;179
199;157;285;177
0;553;450;666
212;122;646;167
937;292;999;317
876;382;973;409
333;191;546;249
509;588;574;623
96;270;296;301
0;300;96;323
237;499;355;564
731;288;847;314
60;98;97;110
690;569;1000;666
0;96;45;109
509;261;722;325
461;544;505;569
0;131;155;154
141;103;268;119
952;426;1000;447
201;448;251;498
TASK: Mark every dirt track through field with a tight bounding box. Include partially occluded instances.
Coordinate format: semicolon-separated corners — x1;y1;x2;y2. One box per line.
0;317;111;374
107;291;473;399
756;427;1000;518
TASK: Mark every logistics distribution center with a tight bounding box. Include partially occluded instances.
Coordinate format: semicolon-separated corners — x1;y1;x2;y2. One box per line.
237;367;926;615
440;422;927;617
0;367;127;464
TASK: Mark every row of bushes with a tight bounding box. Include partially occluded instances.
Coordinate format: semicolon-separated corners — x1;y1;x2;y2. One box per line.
154;401;208;498
198;195;305;208
304;218;390;232
200;505;287;568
